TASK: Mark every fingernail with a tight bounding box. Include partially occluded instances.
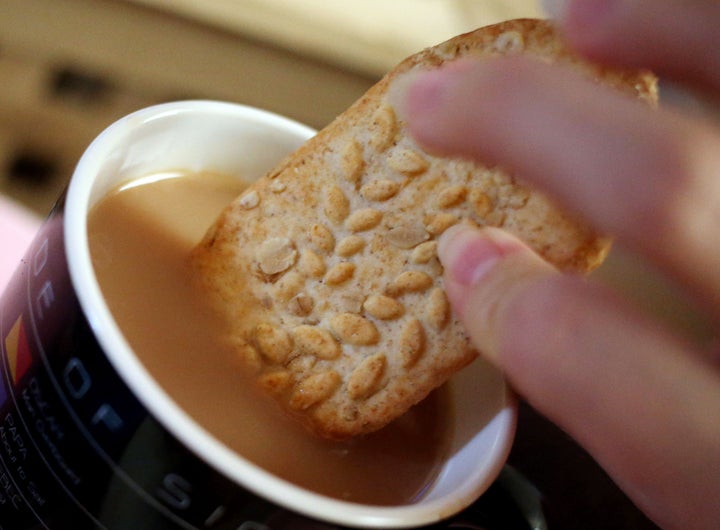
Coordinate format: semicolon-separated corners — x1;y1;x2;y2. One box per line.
395;61;473;137
540;0;569;20
438;225;514;287
397;71;449;130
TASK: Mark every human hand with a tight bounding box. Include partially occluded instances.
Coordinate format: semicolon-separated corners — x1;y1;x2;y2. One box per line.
400;1;720;529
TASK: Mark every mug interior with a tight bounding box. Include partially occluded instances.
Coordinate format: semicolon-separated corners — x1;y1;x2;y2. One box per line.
64;100;516;528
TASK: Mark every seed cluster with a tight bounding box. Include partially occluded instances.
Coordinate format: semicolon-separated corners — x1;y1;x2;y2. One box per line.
192;21;632;438
227;99;529;431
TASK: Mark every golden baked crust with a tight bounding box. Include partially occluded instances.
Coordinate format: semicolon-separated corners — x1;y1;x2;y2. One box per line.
192;19;657;439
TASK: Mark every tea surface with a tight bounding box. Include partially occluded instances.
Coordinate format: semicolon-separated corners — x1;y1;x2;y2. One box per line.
88;171;453;504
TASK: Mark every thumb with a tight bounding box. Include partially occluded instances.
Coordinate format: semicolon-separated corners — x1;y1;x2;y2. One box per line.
438;224;720;530
437;224;555;364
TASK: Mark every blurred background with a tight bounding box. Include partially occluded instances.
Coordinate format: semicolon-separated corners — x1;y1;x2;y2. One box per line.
0;0;540;215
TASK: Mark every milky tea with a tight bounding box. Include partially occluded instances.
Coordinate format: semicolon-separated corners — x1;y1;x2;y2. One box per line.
87;170;453;505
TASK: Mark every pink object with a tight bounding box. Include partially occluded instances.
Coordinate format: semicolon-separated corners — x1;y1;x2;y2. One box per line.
0;195;42;292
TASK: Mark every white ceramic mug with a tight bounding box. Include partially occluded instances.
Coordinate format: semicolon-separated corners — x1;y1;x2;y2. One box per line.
0;101;516;529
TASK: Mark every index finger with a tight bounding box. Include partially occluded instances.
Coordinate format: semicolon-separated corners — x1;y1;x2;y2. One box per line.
402;57;720;313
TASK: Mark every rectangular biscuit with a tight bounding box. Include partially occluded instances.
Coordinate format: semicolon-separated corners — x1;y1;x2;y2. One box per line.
192;19;657;440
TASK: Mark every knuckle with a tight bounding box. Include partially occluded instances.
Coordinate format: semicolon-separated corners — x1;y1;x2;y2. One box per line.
644;123;720;249
499;274;590;367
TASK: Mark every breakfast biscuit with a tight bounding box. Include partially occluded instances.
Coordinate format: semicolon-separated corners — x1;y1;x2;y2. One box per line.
192;19;657;440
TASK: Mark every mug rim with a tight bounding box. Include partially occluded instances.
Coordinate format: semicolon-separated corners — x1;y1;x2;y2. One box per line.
64;100;517;528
